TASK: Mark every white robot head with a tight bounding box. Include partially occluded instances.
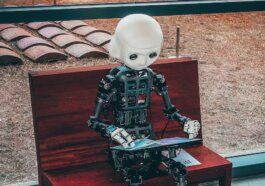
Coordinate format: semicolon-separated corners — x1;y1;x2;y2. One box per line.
109;14;163;71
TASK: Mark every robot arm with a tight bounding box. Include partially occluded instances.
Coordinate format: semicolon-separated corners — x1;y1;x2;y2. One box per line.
153;73;200;139
88;74;135;148
88;74;115;136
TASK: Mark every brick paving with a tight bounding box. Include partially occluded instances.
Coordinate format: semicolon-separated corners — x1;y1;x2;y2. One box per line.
73;25;107;37
0;24;16;32
38;27;67;39
24;45;68;63
51;34;87;48
0;48;23;65
102;42;109;52
27;22;61;30
0;20;112;65
17;36;55;51
60;20;87;30
65;43;108;59
1;27;32;41
0;42;12;50
86;32;112;46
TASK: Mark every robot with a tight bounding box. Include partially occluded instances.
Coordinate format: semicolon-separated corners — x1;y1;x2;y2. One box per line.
88;14;200;186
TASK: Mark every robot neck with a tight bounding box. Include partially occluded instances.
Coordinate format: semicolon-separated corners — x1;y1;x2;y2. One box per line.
122;64;147;73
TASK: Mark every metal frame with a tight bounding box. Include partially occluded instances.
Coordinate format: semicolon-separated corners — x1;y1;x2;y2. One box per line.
228;152;265;178
0;0;265;23
0;0;264;180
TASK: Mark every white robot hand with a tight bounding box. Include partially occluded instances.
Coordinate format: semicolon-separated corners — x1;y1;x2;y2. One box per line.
106;126;135;148
183;120;200;139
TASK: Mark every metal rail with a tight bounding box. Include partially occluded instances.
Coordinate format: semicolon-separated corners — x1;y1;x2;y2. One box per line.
228;151;265;177
0;0;264;23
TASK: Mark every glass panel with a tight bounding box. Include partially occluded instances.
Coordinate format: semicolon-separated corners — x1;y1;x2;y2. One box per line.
0;12;264;186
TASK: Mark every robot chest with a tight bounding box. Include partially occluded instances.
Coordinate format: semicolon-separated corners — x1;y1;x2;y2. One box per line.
115;76;152;110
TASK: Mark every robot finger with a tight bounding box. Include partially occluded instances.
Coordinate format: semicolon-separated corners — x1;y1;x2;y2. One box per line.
120;129;130;139
188;133;195;139
112;134;128;148
183;126;188;133
119;129;131;141
110;128;123;138
196;122;201;129
120;129;135;148
183;122;189;131
126;135;135;148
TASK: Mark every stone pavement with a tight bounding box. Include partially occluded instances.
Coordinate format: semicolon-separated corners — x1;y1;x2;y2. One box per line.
0;20;111;65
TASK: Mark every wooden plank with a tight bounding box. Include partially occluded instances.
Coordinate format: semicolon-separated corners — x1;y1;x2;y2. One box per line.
43;145;231;185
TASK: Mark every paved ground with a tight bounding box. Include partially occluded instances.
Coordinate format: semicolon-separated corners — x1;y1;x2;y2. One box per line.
0;12;264;185
1;0;160;6
0;21;110;65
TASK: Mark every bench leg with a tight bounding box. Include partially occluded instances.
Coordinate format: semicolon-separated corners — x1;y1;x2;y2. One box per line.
219;167;232;186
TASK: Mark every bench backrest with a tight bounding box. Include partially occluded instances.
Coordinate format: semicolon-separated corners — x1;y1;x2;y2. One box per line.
29;57;202;172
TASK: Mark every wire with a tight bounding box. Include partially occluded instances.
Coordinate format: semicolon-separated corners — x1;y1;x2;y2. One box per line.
160;119;170;139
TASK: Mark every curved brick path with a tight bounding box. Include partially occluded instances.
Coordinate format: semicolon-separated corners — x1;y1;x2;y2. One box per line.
0;20;111;65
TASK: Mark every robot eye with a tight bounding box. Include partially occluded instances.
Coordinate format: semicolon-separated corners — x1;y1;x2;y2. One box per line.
129;54;138;60
149;52;157;58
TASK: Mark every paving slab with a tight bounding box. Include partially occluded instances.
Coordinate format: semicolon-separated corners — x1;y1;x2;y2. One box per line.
24;45;67;63
0;48;23;65
51;34;87;48
72;26;99;37
65;43;108;59
17;36;54;51
27;22;61;30
0;24;16;32
38;27;67;39
60;20;87;30
1;27;32;42
0;42;12;50
86;32;112;46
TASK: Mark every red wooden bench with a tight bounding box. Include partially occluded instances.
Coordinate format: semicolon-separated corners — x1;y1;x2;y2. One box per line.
29;57;232;186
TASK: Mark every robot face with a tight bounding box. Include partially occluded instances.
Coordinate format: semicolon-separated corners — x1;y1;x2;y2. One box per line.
109;14;163;71
123;45;161;70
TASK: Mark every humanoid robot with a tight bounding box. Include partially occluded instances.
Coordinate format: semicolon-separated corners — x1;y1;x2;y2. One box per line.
88;14;200;186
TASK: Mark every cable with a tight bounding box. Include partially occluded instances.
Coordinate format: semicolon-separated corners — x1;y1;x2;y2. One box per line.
160;119;170;139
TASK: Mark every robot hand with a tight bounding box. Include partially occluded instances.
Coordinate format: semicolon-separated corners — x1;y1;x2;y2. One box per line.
183;120;200;139
106;125;135;148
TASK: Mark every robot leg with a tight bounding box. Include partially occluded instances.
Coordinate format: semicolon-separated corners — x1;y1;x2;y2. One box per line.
164;160;187;186
162;148;187;186
124;168;142;186
111;150;142;186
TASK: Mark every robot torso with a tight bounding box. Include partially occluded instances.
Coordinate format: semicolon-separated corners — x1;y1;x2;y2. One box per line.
109;66;155;138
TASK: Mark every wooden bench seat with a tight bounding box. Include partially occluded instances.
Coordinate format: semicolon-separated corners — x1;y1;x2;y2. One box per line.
29;57;232;186
42;145;231;186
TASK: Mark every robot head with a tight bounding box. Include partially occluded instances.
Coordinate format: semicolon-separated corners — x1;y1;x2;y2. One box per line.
109;14;163;71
